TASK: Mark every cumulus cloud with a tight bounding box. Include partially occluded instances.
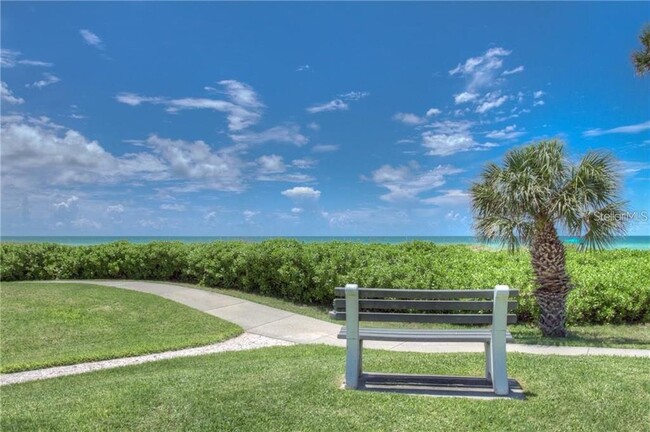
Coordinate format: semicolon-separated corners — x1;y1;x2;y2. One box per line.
1;81;24;104
291;207;303;213
80;29;103;49
449;47;511;92
145;135;244;191
422;132;495;156
371;163;463;202
485;124;525;140
426;108;441;116
454;92;479;104
243;210;259;221
54;195;79;210
0;117;167;190
281;186;321;200
26;73;60;89
230;124;308;146
307;99;349;113
534;90;544;99
393;112;426;125
583;120;650;137
476;92;509;113
257;154;286;174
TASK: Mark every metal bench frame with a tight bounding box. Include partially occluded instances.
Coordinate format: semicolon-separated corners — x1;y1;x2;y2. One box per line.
331;284;517;395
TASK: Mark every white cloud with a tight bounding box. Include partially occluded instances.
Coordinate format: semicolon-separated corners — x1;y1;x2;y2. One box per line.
106;204;124;214
292;158;316;169
218;80;264;109
291;207;303;214
371;163;463;202
339;91;370;101
257;155;286;174
307;99;349;113
54;195;79;210
449;47;511;91
476;92;508;113
204;211;218;222
619;161;650;175
312;144;339;153
533;90;544;99
421;189;471;206
117;80;263;132
145;135;244;191
422;131;496;156
393;112;426;125
502;66;524;76
485;124;524;140
1;49;53;68
426;108;441;117
243;210;259;221
160;203;186;211
26;73;60;89
583;120;650;137
307;122;320;131
230;124;308;146
115;93;164;106
296;64;311;72
80;29;103;49
533;100;545;107
281;186;321;200
454;92;479;104
0;118;167;190
1;81;24;104
307;91;368;114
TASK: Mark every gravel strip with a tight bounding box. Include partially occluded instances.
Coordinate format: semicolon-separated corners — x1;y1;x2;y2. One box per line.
0;333;293;386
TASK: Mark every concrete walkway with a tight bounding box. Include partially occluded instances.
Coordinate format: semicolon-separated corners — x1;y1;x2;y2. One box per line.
56;281;650;357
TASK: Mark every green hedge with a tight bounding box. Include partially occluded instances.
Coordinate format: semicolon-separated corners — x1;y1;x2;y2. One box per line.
1;240;649;325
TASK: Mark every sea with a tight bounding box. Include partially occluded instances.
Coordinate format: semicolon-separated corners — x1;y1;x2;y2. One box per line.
1;236;649;249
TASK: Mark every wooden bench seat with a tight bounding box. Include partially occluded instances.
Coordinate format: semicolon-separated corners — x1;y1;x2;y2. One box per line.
330;284;519;395
338;327;514;343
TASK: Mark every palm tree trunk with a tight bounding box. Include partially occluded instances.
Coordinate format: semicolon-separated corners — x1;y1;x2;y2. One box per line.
530;220;572;337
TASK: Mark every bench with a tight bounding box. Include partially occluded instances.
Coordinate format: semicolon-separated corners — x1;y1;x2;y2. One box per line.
330;284;518;395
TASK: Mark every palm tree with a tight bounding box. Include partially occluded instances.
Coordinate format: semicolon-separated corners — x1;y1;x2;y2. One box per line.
471;140;626;337
632;24;650;76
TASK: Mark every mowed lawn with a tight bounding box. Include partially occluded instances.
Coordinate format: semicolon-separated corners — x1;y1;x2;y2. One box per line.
0;282;242;373
2;345;649;432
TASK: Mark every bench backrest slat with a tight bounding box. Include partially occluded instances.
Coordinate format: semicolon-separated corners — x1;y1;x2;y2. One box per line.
332;299;518;312
329;311;518;325
333;287;519;299
331;286;518;325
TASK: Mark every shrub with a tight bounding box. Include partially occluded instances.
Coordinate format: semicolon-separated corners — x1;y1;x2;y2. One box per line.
1;240;648;324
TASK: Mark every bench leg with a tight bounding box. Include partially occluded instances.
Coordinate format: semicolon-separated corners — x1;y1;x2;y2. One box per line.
484;342;492;382
490;332;509;395
345;338;362;389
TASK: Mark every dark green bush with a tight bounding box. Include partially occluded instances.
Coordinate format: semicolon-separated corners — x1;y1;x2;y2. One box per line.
1;240;648;324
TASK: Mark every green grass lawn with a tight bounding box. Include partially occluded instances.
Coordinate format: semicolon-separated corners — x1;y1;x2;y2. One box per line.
0;282;242;373
2;345;649;431
171;282;650;349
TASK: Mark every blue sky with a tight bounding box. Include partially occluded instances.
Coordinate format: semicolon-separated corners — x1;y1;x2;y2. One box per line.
1;2;649;236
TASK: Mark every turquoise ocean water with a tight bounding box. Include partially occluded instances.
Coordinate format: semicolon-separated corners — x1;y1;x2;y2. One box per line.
1;236;649;249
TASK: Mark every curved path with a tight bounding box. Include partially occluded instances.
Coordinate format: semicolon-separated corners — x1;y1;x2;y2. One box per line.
2;280;648;386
